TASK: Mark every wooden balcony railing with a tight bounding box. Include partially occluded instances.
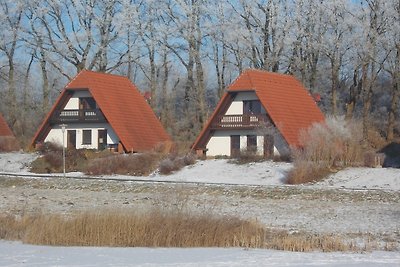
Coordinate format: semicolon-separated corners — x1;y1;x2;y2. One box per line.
211;114;269;129
50;109;106;124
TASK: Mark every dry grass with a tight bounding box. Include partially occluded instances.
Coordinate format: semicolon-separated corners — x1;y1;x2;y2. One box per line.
0;211;386;252
0;211;265;248
0;136;20;152
286;161;332;185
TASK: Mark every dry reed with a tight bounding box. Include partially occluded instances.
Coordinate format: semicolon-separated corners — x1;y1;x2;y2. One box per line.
0;211;384;252
0;211;265;248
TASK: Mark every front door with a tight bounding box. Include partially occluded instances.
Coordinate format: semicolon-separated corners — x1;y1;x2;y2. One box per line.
67;130;76;149
230;135;240;158
98;129;107;150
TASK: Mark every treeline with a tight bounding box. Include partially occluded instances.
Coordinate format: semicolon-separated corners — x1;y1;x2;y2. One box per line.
0;0;398;146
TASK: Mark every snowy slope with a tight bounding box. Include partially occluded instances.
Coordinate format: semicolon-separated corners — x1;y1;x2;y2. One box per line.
0;152;399;190
1;241;399;267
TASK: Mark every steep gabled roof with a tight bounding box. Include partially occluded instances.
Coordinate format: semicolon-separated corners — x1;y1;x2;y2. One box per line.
0;113;14;137
32;70;170;152
193;69;325;149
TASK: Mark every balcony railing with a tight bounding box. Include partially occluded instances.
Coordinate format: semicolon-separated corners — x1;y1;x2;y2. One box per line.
211;114;269;129
50;109;106;124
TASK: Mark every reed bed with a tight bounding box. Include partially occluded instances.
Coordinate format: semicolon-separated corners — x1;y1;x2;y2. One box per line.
0;210;383;252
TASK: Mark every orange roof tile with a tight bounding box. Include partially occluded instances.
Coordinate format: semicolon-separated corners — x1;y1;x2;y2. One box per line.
0;113;14;137
32;70;170;152
193;69;325;149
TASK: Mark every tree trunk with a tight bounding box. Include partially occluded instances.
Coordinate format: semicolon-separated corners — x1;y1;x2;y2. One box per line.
40;48;49;113
386;81;399;141
331;58;340;116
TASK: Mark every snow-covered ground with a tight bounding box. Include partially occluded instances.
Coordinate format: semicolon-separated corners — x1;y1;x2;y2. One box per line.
1;241;399;267
0;152;399;266
0;152;399;190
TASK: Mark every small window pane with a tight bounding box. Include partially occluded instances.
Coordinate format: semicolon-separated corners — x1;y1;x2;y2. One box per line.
82;130;92;145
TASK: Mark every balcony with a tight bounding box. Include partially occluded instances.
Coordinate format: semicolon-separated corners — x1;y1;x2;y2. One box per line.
211;114;269;130
50;109;106;124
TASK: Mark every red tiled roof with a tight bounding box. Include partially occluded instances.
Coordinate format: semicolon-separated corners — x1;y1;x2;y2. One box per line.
32;70;170;152
193;69;325;149
0;113;14;137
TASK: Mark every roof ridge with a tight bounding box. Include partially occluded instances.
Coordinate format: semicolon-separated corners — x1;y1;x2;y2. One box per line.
66;70;131;89
65;70;86;88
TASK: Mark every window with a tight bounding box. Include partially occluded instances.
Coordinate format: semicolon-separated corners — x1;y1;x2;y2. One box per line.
247;135;257;152
243;100;262;114
79;97;96;110
82;130;92;145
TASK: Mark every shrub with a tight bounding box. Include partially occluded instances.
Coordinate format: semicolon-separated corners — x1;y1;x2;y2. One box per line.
43;151;63;169
286;117;365;184
159;153;197;175
36;142;62;154
286;161;331;185
159;158;176;174
31;142;88;173
229;149;265;165
297;116;364;168
0;136;20;152
86;152;162;176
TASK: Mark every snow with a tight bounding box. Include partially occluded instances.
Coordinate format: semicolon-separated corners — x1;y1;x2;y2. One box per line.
0;241;399;267
0;152;37;173
1;152;399;191
0;152;399;266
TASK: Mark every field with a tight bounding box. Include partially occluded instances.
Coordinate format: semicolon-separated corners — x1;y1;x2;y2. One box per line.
0;152;399;266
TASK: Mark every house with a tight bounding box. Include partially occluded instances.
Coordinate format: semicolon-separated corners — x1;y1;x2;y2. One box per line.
0;113;14;138
0;112;19;151
31;70;171;152
192;69;325;158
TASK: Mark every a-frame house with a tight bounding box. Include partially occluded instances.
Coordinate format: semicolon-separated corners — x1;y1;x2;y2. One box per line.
0;113;14;138
192;69;325;158
31;70;171;153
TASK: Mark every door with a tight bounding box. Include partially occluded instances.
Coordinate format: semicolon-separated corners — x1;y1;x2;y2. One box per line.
247;135;257;153
98;129;107;150
230;135;240;158
67;130;76;149
264;134;274;159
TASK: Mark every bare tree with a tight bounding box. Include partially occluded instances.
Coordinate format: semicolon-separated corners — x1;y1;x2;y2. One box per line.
0;0;23;126
287;0;326;92
353;0;388;141
164;0;207;129
28;0;121;77
320;1;353;116
382;1;400;141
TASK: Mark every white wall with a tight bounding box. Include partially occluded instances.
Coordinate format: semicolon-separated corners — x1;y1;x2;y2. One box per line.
206;129;288;157
45;123;118;149
206;91;282;157
224;92;266;116
225;102;242;115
